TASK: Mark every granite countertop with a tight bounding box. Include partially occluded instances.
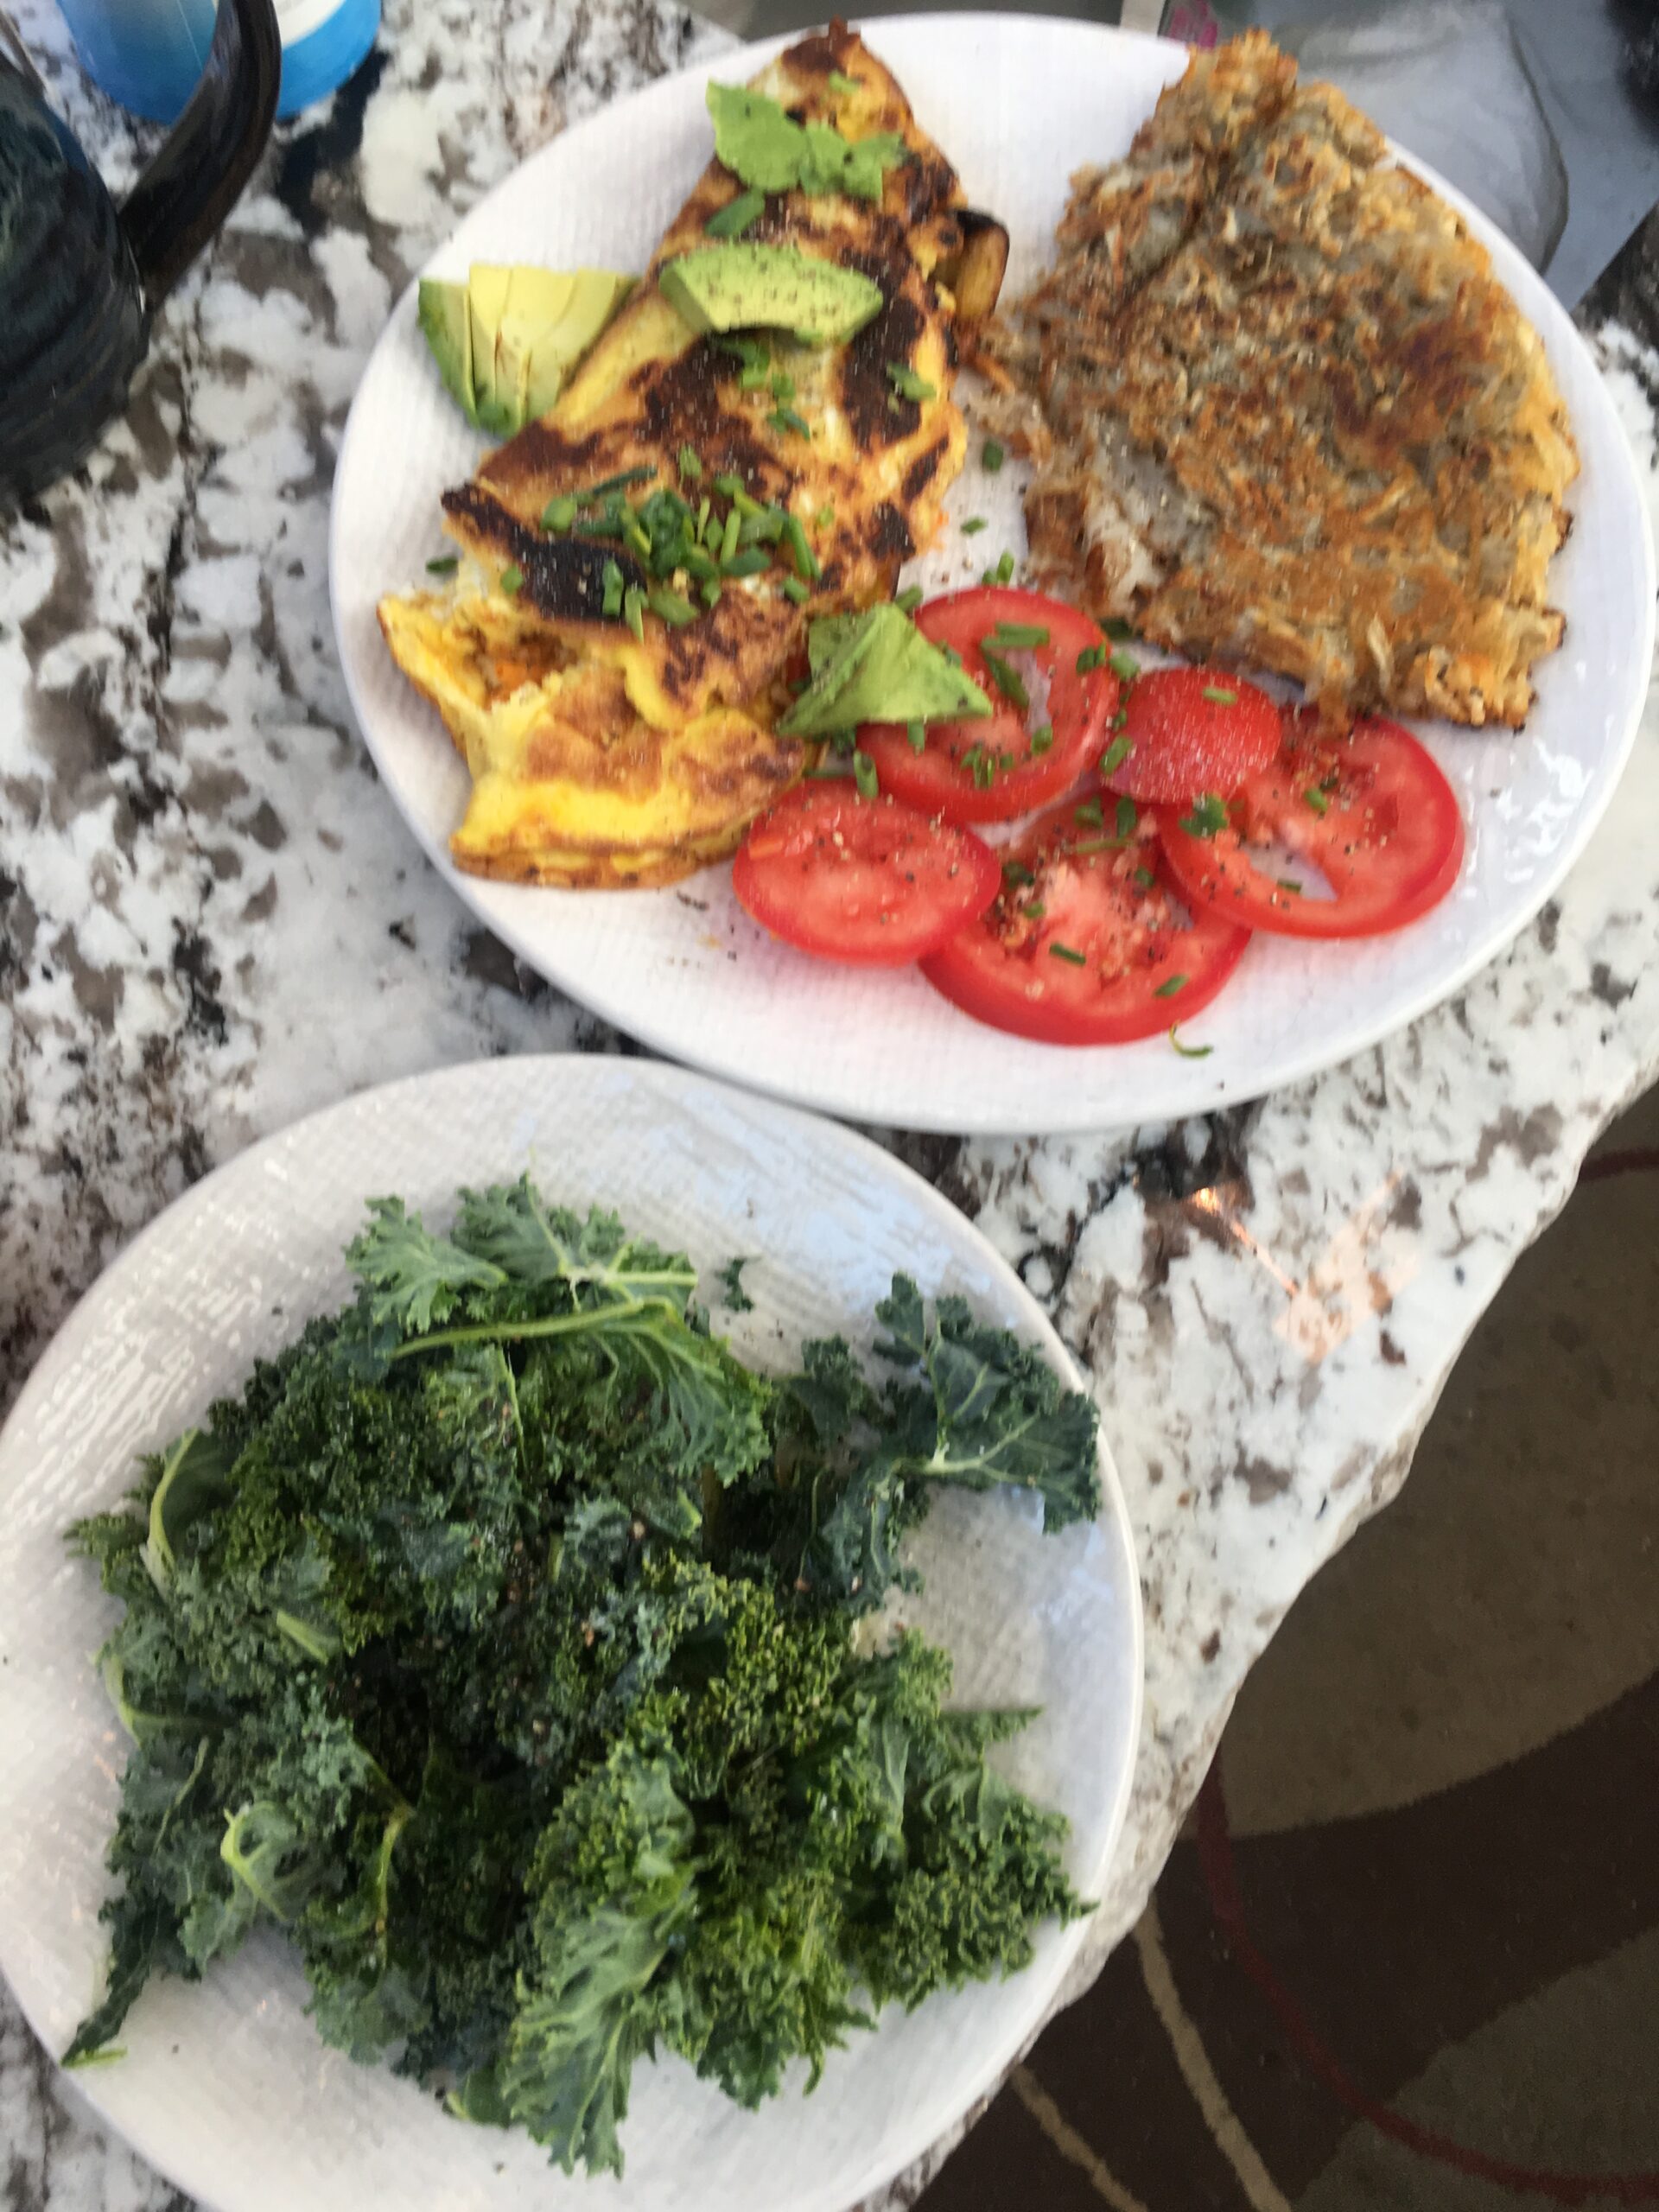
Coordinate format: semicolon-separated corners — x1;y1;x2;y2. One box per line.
3;0;1659;2202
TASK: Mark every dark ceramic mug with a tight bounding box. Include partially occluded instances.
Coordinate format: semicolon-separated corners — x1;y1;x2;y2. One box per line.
0;0;279;505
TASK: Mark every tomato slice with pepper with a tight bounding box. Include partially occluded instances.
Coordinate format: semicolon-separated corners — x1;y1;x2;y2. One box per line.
733;781;1001;968
860;588;1119;823
1104;665;1282;804
1155;710;1465;940
920;796;1252;1044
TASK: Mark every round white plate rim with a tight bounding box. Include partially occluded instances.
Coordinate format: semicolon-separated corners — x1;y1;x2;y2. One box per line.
329;15;1655;1135
0;1052;1143;2212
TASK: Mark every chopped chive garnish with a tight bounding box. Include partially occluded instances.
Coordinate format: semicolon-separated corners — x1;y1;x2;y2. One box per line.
722;547;772;579
425;555;459;575
941;642;963;666
1179;792;1230;838
816;504;835;529
1276;878;1304;894
1030;722;1054;755
701;577;722;608
1201;684;1237;705
782;513;822;582
649;586;698;627
982;437;1005;472
887;362;937;402
1049;942;1087;966
768;406;812;439
623;585;645;641
1002;860;1035;887
1076;643;1106;674
1305;785;1331;815
678;446;702;480
960;517;988;535
769;370;795;402
541;495;577;531
780;575;810;605
1073;798;1104;829
696;495;713;539
1100;734;1133;775
499;563;524;596
601;558;625;617
706;186;766;238
895;586;924;614
852;749;878;799
720;508;741;564
1116;795;1139;839
978;645;1028;709
1109;650;1140;682
714;472;746;499
1104;617;1138;642
1021;900;1046;922
741;364;771;392
1169;1025;1213;1058
828;68;859;93
981;550;1016;588
1154;974;1188;998
961;746;995;791
906;720;925;753
991;621;1050;650
1133;865;1156;889
575;465;656;503
623;519;652;559
731;486;767;522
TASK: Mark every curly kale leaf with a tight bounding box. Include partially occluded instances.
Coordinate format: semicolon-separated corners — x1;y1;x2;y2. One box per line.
346;1197;508;1333
499;1750;696;2177
453;1181;698;1315
302;1804;430;2063
876;1279;1102;1530
779;1278;1101;1611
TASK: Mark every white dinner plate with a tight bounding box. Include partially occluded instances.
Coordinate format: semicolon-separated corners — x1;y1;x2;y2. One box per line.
330;16;1653;1135
0;1056;1141;2212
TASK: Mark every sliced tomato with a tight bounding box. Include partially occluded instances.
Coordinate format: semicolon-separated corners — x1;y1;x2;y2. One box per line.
920;797;1251;1044
1104;666;1281;804
1156;710;1465;940
733;781;1001;968
860;588;1119;823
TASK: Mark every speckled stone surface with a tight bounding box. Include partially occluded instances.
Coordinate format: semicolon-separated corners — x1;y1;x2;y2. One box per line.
3;1;1657;2201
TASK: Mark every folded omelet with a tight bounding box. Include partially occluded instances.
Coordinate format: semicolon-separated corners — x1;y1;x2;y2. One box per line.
379;23;1007;887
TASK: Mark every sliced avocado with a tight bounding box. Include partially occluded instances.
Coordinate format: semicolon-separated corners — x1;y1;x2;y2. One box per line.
658;245;882;346
779;606;991;737
421;263;633;435
467;265;518;437
417;278;474;418
523;268;634;420
496;268;575;428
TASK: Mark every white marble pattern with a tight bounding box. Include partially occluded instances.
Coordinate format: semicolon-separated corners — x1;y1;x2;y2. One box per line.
2;0;1657;2204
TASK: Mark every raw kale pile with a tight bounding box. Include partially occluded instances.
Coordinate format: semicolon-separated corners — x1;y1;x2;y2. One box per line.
67;1179;1101;2176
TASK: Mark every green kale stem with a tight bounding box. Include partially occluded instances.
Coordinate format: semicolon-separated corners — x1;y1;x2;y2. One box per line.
386;1296;681;1363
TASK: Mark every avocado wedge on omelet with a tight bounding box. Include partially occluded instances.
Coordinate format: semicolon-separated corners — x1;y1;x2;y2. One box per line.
378;22;1008;889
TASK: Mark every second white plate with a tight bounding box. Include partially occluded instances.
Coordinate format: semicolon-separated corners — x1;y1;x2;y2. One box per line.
0;1055;1141;2212
330;16;1653;1133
